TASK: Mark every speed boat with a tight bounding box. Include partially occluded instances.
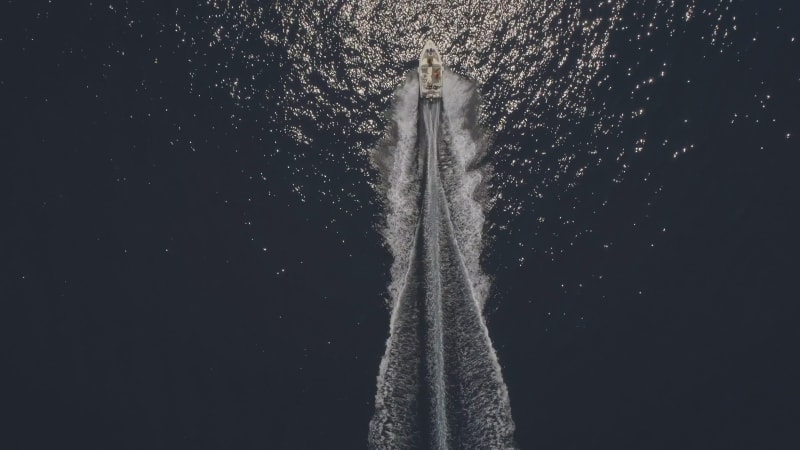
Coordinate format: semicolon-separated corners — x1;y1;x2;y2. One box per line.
418;40;443;99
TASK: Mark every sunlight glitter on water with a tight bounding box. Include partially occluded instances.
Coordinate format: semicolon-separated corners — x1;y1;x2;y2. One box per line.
158;0;741;262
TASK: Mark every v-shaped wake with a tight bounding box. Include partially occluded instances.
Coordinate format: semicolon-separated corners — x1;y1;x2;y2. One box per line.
369;72;516;450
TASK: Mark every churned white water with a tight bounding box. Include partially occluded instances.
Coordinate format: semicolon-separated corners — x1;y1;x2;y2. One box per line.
369;71;515;449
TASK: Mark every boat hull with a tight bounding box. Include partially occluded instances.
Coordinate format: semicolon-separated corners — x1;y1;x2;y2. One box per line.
418;41;443;98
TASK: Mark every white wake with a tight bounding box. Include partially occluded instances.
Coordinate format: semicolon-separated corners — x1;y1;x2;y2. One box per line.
369;71;515;449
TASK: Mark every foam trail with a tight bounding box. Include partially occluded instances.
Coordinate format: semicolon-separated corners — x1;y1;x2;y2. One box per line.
370;71;516;449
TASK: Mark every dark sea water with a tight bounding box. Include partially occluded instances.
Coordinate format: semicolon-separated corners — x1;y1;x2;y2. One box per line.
4;1;799;449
